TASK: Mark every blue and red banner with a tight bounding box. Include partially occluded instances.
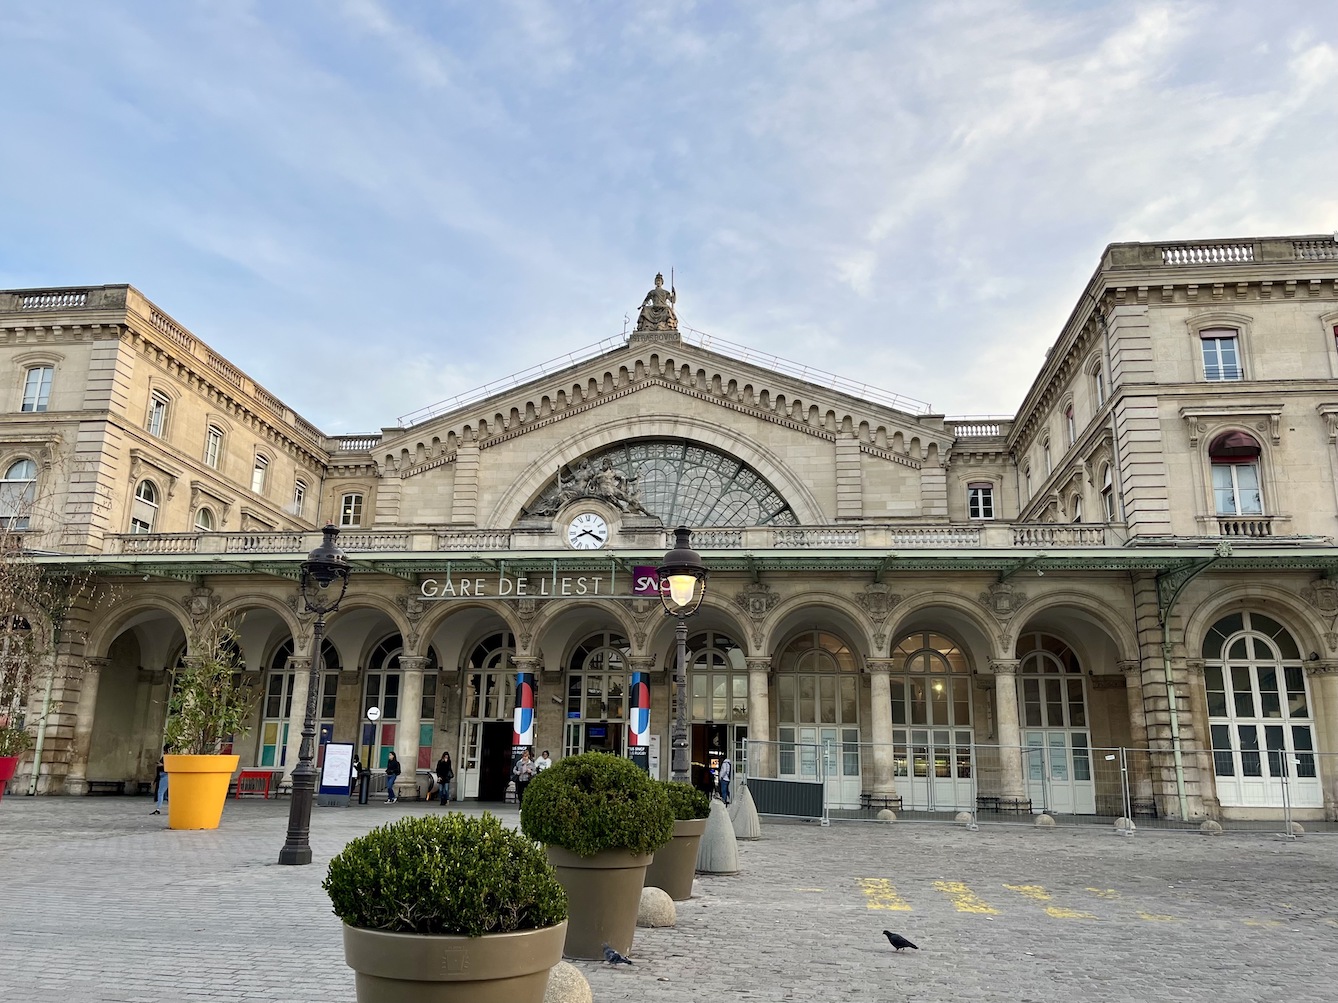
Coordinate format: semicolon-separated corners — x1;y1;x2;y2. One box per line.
512;670;535;747
628;671;650;747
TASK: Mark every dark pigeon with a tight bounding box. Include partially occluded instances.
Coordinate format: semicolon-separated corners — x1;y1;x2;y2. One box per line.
883;931;918;951
603;944;634;965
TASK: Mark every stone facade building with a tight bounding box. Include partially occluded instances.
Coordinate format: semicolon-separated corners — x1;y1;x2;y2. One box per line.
3;233;1338;821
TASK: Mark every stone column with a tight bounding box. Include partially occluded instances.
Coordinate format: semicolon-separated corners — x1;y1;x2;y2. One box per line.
1307;661;1338;819
866;658;897;797
746;657;771;779
397;656;428;783
1183;659;1218;816
282;657;311;774
61;657;109;796
990;658;1027;803
1118;659;1153;801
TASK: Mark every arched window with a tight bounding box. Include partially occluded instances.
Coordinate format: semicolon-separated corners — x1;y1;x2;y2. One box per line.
1064;403;1076;446
1209;431;1263;516
258;637;339;768
775;631;860;803
194;507;214;532
1100;464;1115;521
688;630;748;769
888;631;973;810
130;480;158;534
565;631;630;757
1093;365;1105;406
0;459;38;530
1201;611;1318;808
1016;632;1094;813
1042;438;1052;476
1071;494;1082;524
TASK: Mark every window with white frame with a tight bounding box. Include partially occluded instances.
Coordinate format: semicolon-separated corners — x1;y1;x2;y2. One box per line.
292;480;306;518
1100;464;1115;521
1043;439;1052;476
1093;365;1105;406
340;492;363;527
251;455;268;494
130;479;158;533
146;391;170;437
1024;466;1032;499
21;366;53;412
967;482;994;520
0;459;38;529
1209;431;1263;516
194;507;214;531
1064;403;1076;446
1200;328;1243;381
204;425;223;469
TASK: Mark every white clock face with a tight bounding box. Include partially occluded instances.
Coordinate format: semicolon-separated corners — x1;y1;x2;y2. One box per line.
567;512;609;549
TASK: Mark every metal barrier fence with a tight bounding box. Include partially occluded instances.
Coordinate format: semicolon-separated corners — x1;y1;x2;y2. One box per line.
741;739;1338;836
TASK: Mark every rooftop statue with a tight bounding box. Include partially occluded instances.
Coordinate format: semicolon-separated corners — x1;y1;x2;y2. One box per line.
636;272;677;332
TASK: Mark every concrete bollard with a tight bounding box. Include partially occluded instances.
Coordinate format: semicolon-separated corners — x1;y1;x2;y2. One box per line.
637;886;676;927
1114;817;1136;831
1034;813;1056;827
544;961;593;1003
876;808;897;823
1200;819;1223;835
731;784;762;840
696;798;739;874
954;811;974;825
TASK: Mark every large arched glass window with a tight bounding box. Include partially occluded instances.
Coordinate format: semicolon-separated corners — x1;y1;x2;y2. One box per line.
523;439;797;526
887;631;973;810
775;631;859;802
130;480;158;534
0;459;38;530
258;638;338;768
1201;611;1319;808
1016;632;1094;814
565;631;629;757
1209;431;1263;516
688;630;748;769
363;635;402;768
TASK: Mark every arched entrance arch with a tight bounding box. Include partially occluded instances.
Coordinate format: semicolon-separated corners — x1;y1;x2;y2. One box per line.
1015;632;1095;814
773;628;862;809
887;629;975;812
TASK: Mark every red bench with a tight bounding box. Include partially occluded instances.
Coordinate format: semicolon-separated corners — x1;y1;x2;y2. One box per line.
233;769;283;799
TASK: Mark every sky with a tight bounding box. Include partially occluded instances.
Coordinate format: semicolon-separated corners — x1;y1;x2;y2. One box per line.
2;1;1336;434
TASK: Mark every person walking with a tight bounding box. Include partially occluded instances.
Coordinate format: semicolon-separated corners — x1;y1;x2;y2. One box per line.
718;754;734;806
435;751;455;805
151;744;169;815
384;750;402;804
512;748;537;805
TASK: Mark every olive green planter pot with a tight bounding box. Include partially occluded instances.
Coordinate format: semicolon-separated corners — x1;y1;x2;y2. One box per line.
545;846;652;960
342;920;566;1003
643;817;707;901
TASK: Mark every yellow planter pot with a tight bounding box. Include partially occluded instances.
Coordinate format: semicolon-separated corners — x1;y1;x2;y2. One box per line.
164;754;239;830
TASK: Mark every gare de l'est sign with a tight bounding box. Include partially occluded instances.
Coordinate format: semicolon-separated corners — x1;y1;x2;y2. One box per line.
417;566;664;600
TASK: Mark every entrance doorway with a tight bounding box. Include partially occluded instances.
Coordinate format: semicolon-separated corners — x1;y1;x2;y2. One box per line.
473;721;513;802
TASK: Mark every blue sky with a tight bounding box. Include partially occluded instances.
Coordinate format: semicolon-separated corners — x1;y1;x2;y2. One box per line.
2;1;1335;433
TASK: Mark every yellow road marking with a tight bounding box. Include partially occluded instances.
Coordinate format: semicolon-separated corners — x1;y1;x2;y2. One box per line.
1003;883;1051;901
1138;912;1180;922
1045;906;1098;919
934;881;1000;914
793;888;825;893
1086;888;1120;899
1242;919;1283;928
858;878;911;911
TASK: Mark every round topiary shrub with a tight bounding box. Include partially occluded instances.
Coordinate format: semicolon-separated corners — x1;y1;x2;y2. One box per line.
323;812;566;937
660;780;710;821
520;751;674;857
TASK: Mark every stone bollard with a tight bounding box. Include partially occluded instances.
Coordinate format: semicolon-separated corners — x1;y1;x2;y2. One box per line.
544;961;593;1003
876;808;897;823
1034;813;1056;828
696;798;739;874
1289;821;1306;835
637;886;676;927
732;784;762;840
1114;817;1136;831
1200;819;1223;835
954;811;974;825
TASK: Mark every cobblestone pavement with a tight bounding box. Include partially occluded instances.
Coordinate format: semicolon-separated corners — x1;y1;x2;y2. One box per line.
2;795;1336;1002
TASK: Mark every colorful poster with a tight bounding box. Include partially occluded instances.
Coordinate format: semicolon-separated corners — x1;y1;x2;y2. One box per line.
512;670;536;747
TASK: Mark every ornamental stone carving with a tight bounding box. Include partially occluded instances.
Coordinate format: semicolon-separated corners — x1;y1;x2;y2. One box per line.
979;582;1026;619
185;586;219;628
1300;579;1338;617
856;584;902;621
733;583;779;620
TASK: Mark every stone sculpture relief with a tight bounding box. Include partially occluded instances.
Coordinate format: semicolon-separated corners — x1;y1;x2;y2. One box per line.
636;272;677;332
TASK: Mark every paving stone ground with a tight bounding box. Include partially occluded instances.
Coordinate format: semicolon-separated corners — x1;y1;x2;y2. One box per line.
2;794;1335;1002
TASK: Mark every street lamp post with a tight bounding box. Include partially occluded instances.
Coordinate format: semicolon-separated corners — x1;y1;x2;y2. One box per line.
278;525;351;866
657;526;708;785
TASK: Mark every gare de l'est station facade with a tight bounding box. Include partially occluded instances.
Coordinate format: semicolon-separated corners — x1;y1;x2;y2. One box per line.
8;235;1338;822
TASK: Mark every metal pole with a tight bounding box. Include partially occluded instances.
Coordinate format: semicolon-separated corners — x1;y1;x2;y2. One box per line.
671;614;689;784
1120;746;1134;836
278;612;325;866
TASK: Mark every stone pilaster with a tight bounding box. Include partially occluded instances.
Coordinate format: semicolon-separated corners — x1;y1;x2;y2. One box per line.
1117;659;1153;801
865;658;897;798
62;657;109;795
990;659;1027;803
1184;659;1219;817
282;657;311;774
746;657;771;778
1305;661;1338;819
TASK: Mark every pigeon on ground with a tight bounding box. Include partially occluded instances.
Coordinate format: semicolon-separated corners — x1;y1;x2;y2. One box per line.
603;944;634;965
883;931;918;951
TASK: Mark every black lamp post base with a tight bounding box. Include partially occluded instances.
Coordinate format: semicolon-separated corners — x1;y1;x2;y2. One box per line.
277;844;313;866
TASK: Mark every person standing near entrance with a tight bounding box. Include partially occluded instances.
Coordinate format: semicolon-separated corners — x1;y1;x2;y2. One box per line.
535;749;553;773
512;748;537;804
435;751;454;805
151;744;169;815
718;754;733;806
385;751;402;804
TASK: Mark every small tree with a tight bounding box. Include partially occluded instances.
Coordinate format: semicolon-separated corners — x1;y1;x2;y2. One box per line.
163;620;259;756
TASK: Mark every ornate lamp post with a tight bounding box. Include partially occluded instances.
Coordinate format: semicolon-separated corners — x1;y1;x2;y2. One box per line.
657;526;708;785
278;525;350;866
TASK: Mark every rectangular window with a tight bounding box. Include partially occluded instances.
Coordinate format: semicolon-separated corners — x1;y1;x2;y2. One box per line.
251;456;268;493
292;480;306;517
1200;329;1242;381
1043;442;1052;476
1093;367;1105;405
21;366;53;412
967;482;994;520
340;492;363;527
147;391;169;437
1064;404;1076;446
1212;463;1263;515
204;427;223;469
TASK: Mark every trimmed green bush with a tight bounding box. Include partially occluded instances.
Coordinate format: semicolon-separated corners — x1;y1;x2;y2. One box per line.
661;780;710;821
323;812;567;937
520;751;674;857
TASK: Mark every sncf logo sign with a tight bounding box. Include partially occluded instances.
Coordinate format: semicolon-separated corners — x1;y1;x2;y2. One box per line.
632;565;667;597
